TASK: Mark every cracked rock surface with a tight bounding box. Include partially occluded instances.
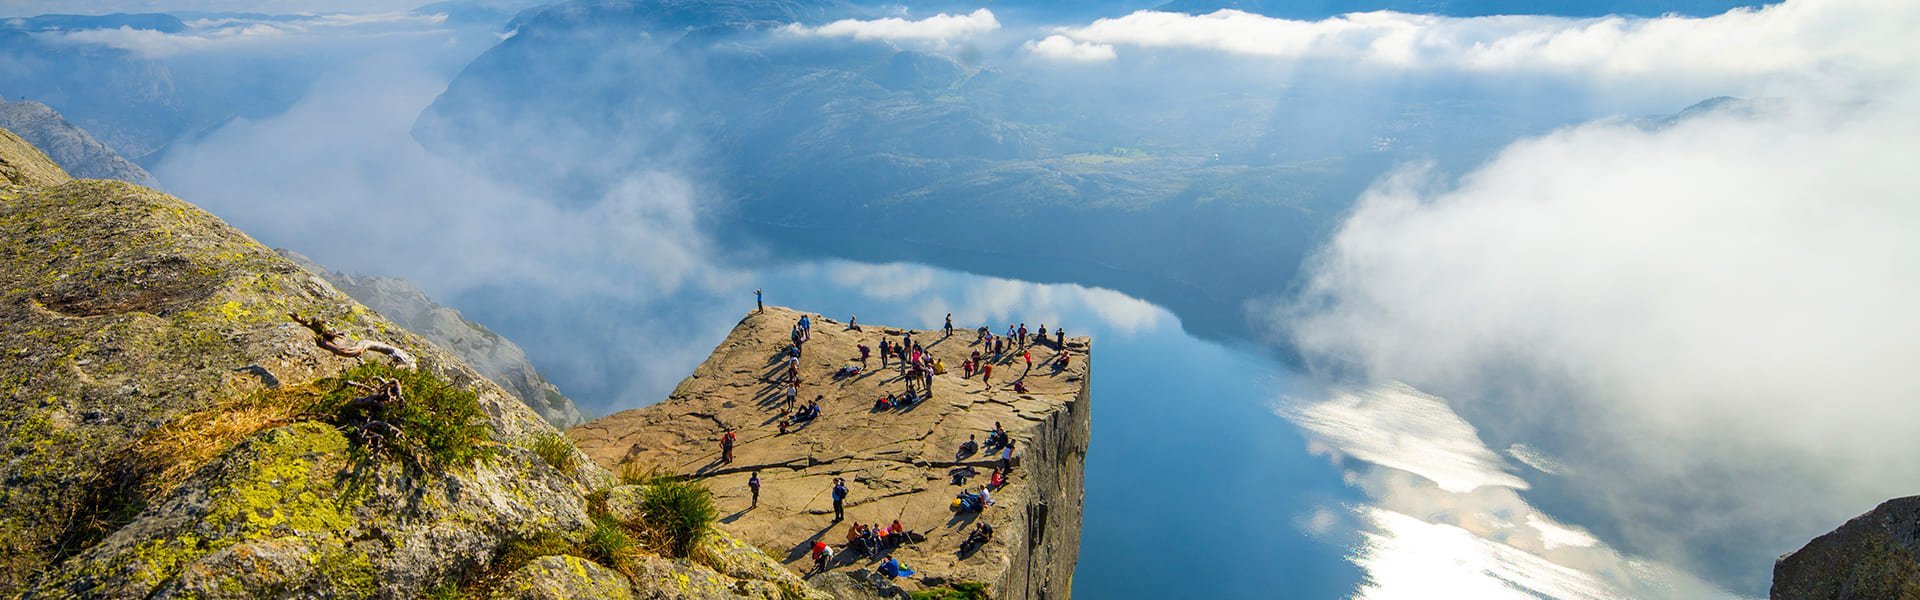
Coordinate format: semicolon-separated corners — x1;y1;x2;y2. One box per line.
570;307;1091;599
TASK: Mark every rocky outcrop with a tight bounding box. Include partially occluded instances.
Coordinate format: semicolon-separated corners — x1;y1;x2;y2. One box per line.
1772;496;1920;599
570;307;1091;599
0;129;847;598
0;99;158;186
277;249;587;428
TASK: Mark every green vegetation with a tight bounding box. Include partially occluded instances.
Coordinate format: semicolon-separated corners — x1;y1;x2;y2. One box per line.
636;476;718;558
582;512;638;568
529;431;579;475
314;362;495;471
911;581;991;600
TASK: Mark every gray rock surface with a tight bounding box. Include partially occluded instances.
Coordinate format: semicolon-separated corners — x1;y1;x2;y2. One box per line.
278;249;587;428
493;555;637;600
1773;496;1920;600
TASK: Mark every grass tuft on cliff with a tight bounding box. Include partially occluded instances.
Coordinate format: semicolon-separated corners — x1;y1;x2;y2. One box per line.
314;362;495;470
637;476;718;558
528;431;579;475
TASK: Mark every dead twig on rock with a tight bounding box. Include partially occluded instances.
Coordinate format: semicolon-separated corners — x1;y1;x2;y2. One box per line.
290;312;417;370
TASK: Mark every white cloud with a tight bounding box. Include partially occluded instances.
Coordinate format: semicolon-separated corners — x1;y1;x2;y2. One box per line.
1285;383;1737;599
783;8;999;43
1038;0;1919;80
37;12;450;58
1285;382;1527;493
1024;34;1115;62
1279;66;1920;591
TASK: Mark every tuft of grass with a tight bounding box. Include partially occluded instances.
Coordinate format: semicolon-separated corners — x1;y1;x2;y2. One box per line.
582;512;638;569
529;431;579;475
314;362;495;470
910;582;990;600
637;477;718;558
616;461;660;487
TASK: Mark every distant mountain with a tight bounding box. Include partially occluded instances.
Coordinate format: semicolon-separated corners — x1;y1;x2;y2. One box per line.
0;13;187;32
278;249;588;428
0;97;158;186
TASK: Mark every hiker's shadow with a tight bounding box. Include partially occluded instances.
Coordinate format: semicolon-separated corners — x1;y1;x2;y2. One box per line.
720;508;750;524
943;508;981;530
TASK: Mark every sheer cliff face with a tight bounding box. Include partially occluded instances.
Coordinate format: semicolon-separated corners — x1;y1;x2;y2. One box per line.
569;306;1090;599
0;99;158;187
1772;496;1920;600
276;249;588;428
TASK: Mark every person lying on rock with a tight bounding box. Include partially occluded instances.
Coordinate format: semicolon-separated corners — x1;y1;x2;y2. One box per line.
949;465;978;485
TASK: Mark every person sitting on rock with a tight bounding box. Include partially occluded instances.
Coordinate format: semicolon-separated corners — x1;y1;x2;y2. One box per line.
962;522;994;553
847;314;861;331
985;423;1007;450
989;468;1006;490
1012;380;1028;394
887;519;909;545
875;394;894;411
957;435;978;459
879;556;915;579
1054;350;1070;371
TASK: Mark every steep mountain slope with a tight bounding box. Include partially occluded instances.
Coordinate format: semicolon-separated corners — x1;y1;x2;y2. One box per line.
0;129;860;598
0;97;159;186
279;249;588;428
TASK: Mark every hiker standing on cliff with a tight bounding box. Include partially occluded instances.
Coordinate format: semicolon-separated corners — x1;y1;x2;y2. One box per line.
749;471;761;507
982;363;993;384
755;288;763;313
1055;327;1065;348
721;428;736;464
945;313;954;337
1018;323;1028;347
1023;349;1033;373
858;343;871;367
831;478;849;521
879;338;891;367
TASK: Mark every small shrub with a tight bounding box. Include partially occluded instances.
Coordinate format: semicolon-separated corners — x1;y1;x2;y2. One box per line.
910;582;990;600
314;362;495;470
639;477;718;558
530;431;579;474
582;512;637;569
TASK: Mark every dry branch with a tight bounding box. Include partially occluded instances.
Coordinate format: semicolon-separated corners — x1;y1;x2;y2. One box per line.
289;312;417;370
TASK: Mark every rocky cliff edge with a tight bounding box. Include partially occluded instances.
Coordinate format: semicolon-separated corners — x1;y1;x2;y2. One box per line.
570;307;1091;599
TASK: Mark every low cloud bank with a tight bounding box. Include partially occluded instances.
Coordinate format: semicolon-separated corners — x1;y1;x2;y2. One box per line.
1031;0;1917;83
783;8;999;43
1277;68;1920;592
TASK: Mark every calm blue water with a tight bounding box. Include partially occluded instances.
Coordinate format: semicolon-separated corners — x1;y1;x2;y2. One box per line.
472;259;1364;598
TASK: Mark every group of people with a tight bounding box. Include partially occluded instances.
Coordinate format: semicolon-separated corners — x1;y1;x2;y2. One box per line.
733;299;1065;583
845;519;914;555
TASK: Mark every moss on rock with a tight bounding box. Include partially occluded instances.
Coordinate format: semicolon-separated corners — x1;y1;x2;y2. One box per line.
491;555;635;600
